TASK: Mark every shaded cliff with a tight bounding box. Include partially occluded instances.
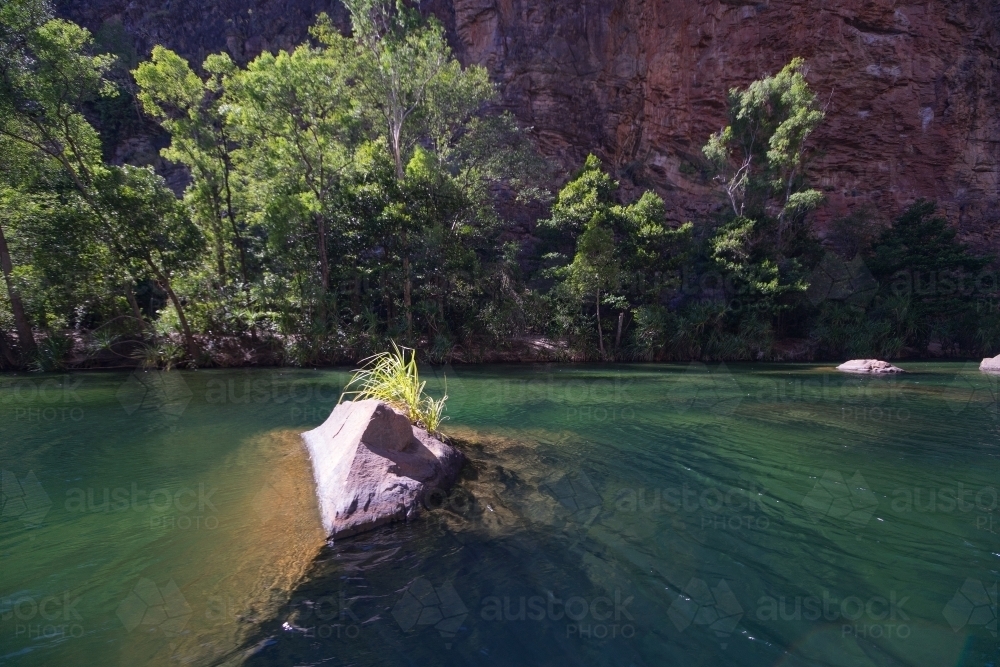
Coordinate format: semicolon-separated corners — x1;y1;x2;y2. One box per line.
57;0;1000;249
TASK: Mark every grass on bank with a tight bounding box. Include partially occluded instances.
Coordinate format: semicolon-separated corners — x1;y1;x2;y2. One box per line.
340;343;448;434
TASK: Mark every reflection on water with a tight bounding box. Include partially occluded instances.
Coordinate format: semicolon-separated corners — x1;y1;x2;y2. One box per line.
1;364;998;666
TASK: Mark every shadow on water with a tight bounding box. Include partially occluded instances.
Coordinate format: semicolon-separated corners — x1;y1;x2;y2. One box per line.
232;428;664;667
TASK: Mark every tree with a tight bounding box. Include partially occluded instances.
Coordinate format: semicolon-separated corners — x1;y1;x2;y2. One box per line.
869;200;989;325
567;215;619;357
222;43;356;325
699;60;826;331
311;4;544;338
93;165;205;357
703;58;825;232
333;0;454;181
1;10;203;358
134;47;249;288
543;155;690;355
0;1;114;356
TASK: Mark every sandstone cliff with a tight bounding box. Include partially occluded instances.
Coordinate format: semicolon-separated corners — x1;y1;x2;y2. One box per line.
57;0;1000;249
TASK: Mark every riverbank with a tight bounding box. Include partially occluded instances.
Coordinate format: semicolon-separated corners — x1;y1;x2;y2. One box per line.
3;330;993;372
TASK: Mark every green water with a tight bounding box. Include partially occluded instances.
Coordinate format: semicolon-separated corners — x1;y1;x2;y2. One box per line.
1;363;997;666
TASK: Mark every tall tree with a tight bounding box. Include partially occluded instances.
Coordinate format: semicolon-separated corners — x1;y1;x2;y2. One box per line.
94;165;204;357
134;47;249;287
0;9;202;357
335;0;451;181
701;59;826;324
703;57;825;231
221;44;356;326
0;1;106;357
543;155;690;355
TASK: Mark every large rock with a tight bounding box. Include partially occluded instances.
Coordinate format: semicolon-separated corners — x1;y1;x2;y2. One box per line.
837;359;905;374
981;355;1000;372
302;400;464;539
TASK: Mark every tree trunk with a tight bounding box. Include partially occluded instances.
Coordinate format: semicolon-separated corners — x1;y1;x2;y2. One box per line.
148;261;196;360
596;288;605;358
437;275;444;328
403;256;412;337
213;219;227;286
316;213;330;329
616;311;624;350
383;270;393;322
0;220;35;357
352;273;361;316
0;328;18;369
125;283;148;333
125;283;152;332
220;139;250;287
316;214;330;292
391;123;405;181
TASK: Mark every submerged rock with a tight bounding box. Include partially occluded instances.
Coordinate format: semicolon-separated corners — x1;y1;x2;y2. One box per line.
837;359;906;374
980;355;1000;373
302;400;464;539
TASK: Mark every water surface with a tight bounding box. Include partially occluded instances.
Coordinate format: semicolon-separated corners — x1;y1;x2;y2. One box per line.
1;363;997;666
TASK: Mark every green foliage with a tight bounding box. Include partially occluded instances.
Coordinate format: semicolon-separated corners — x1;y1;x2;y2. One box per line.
703;57;825;224
29;331;72;372
863;201;993;352
131;338;185;370
708;215;809;313
341;343;448;433
542;155;691;355
869;200;987;282
1;12;994;367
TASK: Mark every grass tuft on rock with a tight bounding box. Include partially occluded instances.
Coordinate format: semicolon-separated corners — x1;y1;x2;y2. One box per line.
340;343;448;434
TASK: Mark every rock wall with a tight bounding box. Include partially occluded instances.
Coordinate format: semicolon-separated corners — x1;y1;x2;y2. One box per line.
57;0;1000;249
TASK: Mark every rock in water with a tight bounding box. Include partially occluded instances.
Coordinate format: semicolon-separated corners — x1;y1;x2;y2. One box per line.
981;355;1000;373
837;359;905;374
302;400;464;539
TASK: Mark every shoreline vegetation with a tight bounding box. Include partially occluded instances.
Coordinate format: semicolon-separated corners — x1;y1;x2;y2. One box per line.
3;1;999;373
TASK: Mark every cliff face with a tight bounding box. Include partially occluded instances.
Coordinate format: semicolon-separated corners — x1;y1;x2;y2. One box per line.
57;0;1000;248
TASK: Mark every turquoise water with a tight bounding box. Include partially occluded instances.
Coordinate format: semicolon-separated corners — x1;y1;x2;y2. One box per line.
1;363;998;666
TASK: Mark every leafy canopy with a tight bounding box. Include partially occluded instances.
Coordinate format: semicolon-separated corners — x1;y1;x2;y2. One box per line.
703;57;825;224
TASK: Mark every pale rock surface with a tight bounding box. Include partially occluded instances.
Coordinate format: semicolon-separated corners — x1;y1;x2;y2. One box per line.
302;400;464;539
837;359;905;374
980;355;1000;372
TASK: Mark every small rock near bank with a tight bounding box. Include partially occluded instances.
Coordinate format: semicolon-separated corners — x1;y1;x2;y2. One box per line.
837;359;905;374
302;399;464;539
981;355;1000;373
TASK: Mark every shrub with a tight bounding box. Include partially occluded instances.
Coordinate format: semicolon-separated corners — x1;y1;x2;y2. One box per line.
341;343;448;433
